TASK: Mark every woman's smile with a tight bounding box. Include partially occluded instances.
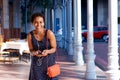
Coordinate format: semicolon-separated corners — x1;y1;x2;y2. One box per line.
33;16;44;30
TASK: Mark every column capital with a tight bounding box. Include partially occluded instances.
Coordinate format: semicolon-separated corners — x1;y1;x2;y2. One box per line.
64;0;67;6
68;0;72;3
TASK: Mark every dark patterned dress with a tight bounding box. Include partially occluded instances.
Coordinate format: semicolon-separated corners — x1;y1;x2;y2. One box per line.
29;30;58;80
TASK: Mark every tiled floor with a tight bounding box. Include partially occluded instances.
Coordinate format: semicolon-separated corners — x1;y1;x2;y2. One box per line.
0;62;30;80
0;48;107;80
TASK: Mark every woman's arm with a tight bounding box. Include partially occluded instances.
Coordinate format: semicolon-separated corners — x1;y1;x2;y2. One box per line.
41;30;57;56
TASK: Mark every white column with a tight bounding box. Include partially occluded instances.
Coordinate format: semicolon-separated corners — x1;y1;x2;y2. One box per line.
67;0;73;55
64;1;67;49
65;0;68;51
106;0;120;80
52;9;54;32
0;27;3;51
62;0;65;48
3;0;9;29
53;0;57;34
73;0;84;65
85;0;96;79
45;8;51;29
13;0;21;28
73;0;77;61
45;8;48;28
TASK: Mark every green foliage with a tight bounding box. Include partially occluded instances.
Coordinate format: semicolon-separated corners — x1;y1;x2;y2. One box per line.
27;0;53;11
21;0;53;24
36;0;53;8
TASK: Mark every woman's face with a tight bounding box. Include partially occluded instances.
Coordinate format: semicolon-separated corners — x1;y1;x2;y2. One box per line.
32;16;44;30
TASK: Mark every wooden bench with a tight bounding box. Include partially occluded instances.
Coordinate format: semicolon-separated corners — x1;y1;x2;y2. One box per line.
1;49;20;63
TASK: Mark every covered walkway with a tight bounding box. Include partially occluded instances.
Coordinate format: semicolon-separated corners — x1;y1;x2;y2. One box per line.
0;48;107;80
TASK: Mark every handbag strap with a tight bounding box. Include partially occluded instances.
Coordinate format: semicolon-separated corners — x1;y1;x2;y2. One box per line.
46;30;58;68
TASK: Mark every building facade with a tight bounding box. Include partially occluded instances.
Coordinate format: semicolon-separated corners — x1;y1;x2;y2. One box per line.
0;0;120;79
0;0;21;41
0;0;120;40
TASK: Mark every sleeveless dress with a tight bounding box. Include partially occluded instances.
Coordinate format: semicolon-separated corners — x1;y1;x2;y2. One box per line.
29;30;58;80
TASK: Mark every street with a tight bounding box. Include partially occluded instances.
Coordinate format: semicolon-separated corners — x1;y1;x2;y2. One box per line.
82;40;120;71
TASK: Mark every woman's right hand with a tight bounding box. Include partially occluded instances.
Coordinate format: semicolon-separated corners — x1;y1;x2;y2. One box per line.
31;51;38;56
31;50;41;56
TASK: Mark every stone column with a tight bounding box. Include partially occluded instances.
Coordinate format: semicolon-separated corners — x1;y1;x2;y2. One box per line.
106;0;120;80
53;0;57;34
45;8;52;30
13;0;21;38
73;0;77;61
62;0;65;48
73;0;84;65
3;0;9;41
45;8;47;28
64;1;67;49
52;9;54;32
67;0;73;55
85;0;96;79
0;27;3;50
66;1;69;51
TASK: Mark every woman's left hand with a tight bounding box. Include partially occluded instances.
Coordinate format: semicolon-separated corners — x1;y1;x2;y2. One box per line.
42;50;48;56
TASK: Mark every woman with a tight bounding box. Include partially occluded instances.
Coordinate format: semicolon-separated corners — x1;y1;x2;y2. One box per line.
27;12;58;80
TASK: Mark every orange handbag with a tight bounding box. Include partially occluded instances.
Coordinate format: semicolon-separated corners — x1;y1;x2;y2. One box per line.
47;63;60;78
46;31;60;78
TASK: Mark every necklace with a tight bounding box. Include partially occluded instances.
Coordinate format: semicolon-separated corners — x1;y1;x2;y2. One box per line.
36;41;43;66
35;30;45;41
36;57;43;66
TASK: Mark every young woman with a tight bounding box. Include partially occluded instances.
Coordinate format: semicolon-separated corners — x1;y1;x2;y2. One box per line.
27;12;58;80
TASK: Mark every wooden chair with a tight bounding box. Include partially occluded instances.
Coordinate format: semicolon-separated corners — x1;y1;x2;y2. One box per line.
3;48;21;63
21;50;30;62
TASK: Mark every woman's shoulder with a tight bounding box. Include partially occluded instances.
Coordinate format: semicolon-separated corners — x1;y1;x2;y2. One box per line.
27;30;35;37
46;29;56;40
46;29;54;36
28;30;35;35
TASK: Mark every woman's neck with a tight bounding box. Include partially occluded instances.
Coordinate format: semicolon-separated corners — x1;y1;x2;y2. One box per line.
35;29;45;35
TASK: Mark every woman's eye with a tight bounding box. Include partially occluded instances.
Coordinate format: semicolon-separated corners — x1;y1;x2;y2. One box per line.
34;23;37;25
40;21;43;23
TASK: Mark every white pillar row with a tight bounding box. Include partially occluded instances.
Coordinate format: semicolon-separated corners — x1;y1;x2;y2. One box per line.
106;0;120;80
3;0;9;29
85;0;96;79
73;0;84;65
67;0;73;55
